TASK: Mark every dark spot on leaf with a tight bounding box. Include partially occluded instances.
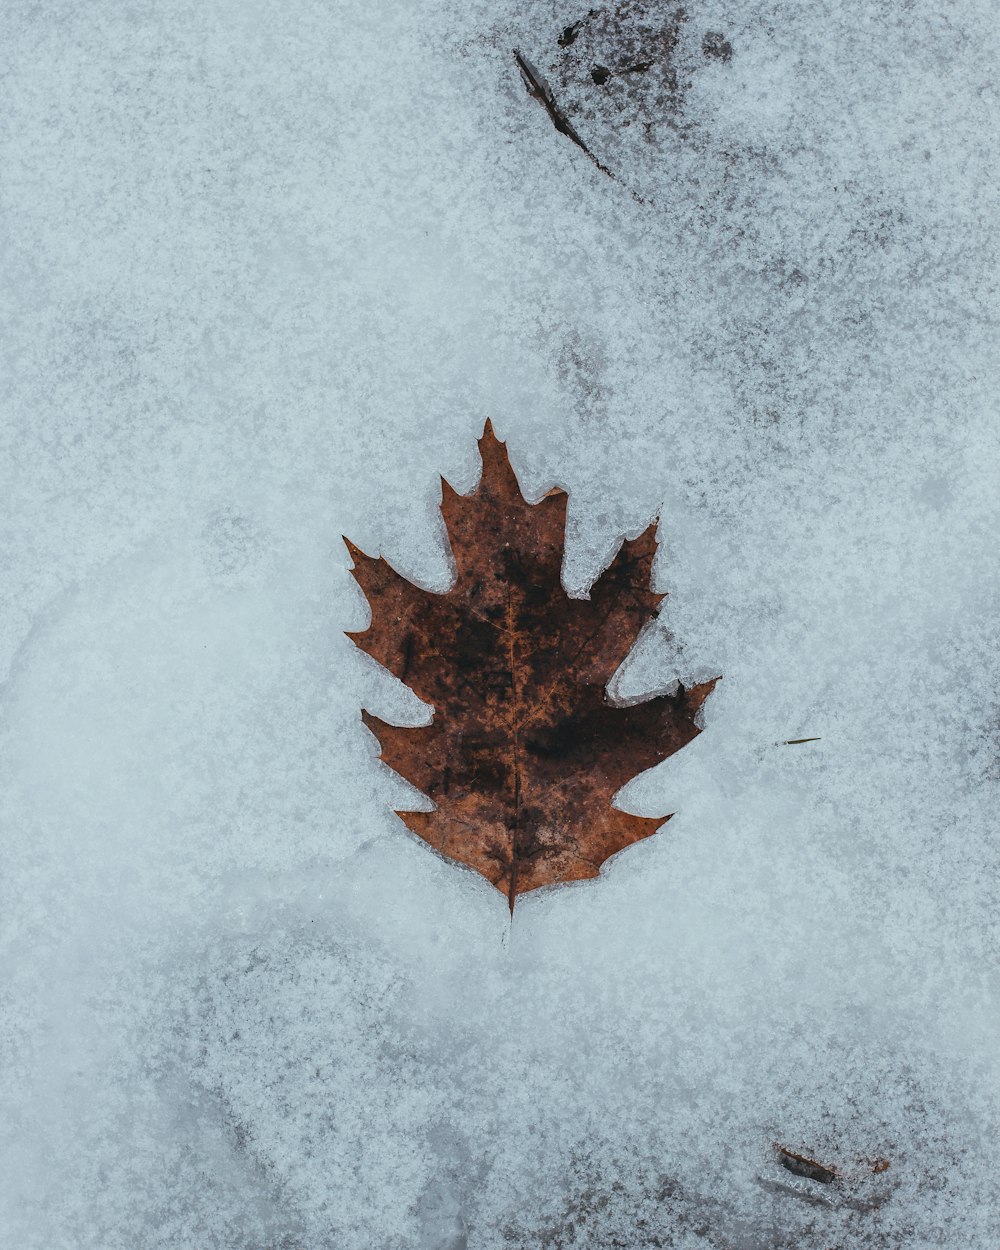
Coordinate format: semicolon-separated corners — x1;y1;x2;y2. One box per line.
525;715;588;761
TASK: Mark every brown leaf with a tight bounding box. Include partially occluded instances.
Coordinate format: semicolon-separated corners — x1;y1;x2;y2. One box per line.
347;422;717;910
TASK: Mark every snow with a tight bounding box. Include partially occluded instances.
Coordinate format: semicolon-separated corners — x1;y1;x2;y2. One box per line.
1;0;999;1246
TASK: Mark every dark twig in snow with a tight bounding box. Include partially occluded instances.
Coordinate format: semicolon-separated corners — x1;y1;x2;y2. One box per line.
513;49;617;181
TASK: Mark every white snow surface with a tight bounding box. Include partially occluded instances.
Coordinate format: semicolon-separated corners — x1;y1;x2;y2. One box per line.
1;1;999;1247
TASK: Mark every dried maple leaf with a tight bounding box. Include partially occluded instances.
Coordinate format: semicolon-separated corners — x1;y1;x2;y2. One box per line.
346;422;716;910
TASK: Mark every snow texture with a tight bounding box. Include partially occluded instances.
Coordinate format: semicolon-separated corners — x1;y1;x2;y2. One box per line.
1;0;999;1246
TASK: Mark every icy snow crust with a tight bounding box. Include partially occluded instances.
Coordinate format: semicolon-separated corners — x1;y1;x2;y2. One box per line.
1;0;999;1246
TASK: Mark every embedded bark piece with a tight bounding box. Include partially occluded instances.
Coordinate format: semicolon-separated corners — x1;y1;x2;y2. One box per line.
776;1144;839;1185
769;1144;895;1214
347;422;717;910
